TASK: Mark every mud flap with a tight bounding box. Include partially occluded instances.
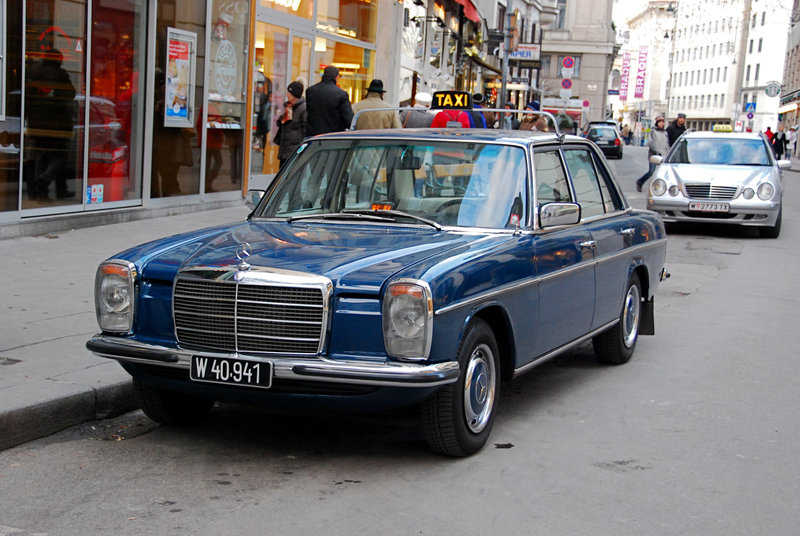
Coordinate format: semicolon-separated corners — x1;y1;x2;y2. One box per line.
639;297;655;335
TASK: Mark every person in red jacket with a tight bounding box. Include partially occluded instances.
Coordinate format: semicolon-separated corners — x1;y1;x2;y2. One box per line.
431;108;471;128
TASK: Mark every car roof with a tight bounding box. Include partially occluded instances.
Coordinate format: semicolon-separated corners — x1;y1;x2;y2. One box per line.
307;128;585;147
681;131;765;140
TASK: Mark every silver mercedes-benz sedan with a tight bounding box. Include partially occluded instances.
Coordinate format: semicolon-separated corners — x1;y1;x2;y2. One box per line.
647;129;788;238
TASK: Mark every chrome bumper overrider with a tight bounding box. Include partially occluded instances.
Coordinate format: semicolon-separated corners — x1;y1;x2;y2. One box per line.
86;335;460;388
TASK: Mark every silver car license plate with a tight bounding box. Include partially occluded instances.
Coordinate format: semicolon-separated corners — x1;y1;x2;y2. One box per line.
190;355;273;389
689;202;730;213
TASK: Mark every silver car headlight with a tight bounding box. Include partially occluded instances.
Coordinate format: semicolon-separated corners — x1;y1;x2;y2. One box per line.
668;185;680;197
757;183;775;201
95;259;136;333
651;179;667;196
382;279;433;361
742;188;755;200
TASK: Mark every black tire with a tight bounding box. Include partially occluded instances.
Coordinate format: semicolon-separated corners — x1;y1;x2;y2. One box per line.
134;378;215;425
421;319;500;457
593;272;642;365
759;207;781;238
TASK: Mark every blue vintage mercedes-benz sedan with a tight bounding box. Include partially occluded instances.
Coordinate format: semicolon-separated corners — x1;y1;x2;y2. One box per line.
88;127;668;456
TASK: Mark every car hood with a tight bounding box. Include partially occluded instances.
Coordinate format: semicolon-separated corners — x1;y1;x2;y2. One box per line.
661;163;776;186
118;220;503;293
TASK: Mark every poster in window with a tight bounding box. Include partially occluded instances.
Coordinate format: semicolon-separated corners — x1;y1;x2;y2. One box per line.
164;28;197;128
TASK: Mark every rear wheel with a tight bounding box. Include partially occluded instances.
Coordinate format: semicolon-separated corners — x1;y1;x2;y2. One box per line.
593;272;642;365
421;319;500;456
134;378;215;424
759;207;781;238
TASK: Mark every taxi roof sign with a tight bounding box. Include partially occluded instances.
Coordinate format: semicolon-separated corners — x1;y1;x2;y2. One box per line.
431;91;472;110
712;124;733;132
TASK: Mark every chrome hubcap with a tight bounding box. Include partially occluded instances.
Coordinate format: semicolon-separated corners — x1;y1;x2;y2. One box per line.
463;343;496;433
622;283;641;348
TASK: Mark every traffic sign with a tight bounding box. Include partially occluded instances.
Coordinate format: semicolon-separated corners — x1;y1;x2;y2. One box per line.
747;112;754;120
562;56;574;69
745;102;756;113
561;78;572;89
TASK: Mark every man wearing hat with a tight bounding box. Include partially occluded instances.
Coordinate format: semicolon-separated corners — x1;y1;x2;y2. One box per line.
667;113;687;146
305;65;353;136
401;92;434;128
351;79;402;130
276;81;307;168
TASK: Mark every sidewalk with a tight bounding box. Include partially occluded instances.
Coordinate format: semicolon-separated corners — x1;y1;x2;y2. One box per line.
0;203;251;450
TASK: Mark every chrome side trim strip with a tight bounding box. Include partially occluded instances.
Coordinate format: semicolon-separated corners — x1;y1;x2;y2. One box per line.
435;238;667;316
87;335;459;388
512;319;618;378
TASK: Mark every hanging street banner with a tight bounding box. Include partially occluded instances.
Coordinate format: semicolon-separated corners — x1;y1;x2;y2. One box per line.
634;46;648;99
619;52;631;102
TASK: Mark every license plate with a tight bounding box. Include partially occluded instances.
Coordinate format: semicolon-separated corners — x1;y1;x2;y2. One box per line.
190;355;273;389
689;202;730;213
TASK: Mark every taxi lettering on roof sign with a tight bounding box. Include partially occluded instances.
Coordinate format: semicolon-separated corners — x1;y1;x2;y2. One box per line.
431;91;472;110
712;124;733;132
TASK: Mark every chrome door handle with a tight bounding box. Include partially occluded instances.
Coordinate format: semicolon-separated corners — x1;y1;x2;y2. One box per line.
620;228;635;236
579;240;597;249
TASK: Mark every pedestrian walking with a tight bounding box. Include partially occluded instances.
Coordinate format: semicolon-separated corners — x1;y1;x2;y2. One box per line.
772;125;788;159
276;81;307;168
666;113;686;146
764;126;774;142
305;65;353;136
351;79;401;130
622;124;631;145
789;126;798;157
636;116;669;192
401;92;434;127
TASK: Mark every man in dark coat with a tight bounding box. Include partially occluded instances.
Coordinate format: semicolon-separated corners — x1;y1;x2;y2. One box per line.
305;66;353;136
772;125;788;159
666;112;687;146
277;81;307;168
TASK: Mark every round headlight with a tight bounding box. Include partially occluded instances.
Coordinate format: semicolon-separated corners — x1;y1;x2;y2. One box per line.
651;179;667;196
382;280;433;360
757;183;775;201
95;260;136;332
668;185;680;197
742;188;755;200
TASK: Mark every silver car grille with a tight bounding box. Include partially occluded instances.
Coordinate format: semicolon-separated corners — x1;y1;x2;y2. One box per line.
684;183;738;200
173;277;328;355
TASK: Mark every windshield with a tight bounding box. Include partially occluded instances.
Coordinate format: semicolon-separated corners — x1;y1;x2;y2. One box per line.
665;137;771;166
256;139;528;229
588;127;617;140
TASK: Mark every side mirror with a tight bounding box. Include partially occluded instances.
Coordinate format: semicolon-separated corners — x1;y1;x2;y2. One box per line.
539;202;581;228
649;155;664;165
777;159;792;170
245;189;265;210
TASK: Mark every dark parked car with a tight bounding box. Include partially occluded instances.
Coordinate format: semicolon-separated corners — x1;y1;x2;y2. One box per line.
88;123;667;456
586;123;624;159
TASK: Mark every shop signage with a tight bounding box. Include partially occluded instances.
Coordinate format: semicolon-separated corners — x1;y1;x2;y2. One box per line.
508;44;540;61
634;46;648;99
164;27;197;128
214;40;237;98
431;91;472;109
619;52;630;102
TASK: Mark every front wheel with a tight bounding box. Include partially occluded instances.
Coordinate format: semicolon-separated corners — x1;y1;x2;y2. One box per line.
593;272;642;365
134;379;215;425
421;319;500;456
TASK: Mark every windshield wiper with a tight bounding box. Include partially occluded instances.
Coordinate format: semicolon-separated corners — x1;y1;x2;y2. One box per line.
286;212;394;223
343;209;442;231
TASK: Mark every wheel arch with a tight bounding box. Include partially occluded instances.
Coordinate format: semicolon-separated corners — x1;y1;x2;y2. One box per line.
464;303;516;382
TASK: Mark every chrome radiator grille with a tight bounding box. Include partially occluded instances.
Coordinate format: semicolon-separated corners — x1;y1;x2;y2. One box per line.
684;183;738;200
173;278;326;355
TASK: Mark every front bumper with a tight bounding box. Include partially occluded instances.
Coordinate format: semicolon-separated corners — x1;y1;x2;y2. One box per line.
647;196;780;227
87;334;460;388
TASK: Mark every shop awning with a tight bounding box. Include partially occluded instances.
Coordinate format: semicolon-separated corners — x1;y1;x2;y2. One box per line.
465;47;501;74
777;102;798;114
454;0;480;23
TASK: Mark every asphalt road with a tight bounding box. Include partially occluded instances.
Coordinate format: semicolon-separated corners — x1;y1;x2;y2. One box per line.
1;145;798;536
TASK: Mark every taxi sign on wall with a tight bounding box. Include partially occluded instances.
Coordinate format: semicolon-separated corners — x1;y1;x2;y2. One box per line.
431;91;472;109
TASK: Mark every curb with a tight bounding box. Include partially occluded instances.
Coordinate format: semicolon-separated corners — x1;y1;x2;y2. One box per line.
0;365;137;451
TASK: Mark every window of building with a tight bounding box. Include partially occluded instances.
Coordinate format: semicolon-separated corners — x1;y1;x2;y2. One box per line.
317;0;377;44
746;64;751;82
758;38;762;52
497;4;506;31
558;55;580;78
723;66;727;81
556;0;566;30
720;94;725;107
749;39;753;53
761;11;766;25
755;63;760;83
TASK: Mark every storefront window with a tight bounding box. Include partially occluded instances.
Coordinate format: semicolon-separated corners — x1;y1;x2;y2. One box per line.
251;24;311;177
316;0;377;44
87;0;147;204
204;0;250;193
22;0;87;208
0;0;21;213
151;4;205;197
314;37;374;104
259;0;312;20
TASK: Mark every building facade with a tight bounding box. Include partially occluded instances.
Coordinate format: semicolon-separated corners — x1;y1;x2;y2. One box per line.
778;0;800;136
